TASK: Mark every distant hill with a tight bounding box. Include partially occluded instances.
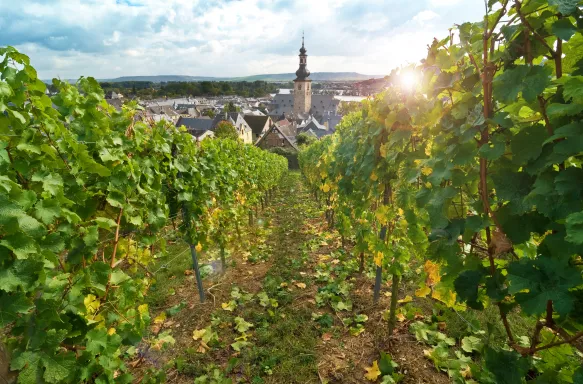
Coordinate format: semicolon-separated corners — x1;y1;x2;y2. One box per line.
101;72;384;83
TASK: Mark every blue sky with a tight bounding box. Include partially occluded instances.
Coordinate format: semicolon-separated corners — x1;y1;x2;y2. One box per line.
0;0;486;79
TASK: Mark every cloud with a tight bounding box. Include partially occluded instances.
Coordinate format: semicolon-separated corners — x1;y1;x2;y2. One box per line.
0;0;486;79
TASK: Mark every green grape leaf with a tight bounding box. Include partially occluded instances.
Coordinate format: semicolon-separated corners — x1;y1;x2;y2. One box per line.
0;194;26;225
491;169;534;215
484;347;530;384
31;172;63;196
94;217;118;230
454;269;485;310
41;351;76;383
549;0;580;14
0;259;43;292
0;292;34;326
0;81;13;97
83;225;99;247
11;351;42;384
479;136;506;160
547;103;583;118
557;76;583;104
510;124;547;165
17;214;45;237
378;351;398;375
566;211;583;245
552;18;577;41
0;232;38;259
461;336;483;353
507;257;581;316
493;65;551;103
34;199;61;225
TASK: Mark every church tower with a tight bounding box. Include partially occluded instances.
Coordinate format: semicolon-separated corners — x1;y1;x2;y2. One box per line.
293;34;311;116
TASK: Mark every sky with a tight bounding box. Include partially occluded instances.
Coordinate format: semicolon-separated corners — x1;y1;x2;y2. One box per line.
0;0;486;80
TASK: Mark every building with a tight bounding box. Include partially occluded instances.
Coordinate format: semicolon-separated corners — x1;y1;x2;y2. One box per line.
177;113;252;143
265;36;352;134
293;35;311;116
255;123;298;151
244;115;274;140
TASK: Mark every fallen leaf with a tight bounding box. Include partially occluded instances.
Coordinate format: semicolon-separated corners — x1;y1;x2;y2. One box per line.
153;312;166;324
396;313;406;322
184;270;193;276
192;329;207;341
295;282;307;289
397;295;413;304
322;333;333;341
364;361;381;381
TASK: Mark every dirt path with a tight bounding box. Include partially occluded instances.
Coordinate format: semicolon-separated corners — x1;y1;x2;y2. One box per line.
131;172;448;384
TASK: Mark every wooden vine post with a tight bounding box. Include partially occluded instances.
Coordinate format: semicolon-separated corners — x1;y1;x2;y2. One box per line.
373;183;391;303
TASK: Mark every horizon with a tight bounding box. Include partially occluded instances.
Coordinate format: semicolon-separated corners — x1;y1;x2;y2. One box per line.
1;0;485;80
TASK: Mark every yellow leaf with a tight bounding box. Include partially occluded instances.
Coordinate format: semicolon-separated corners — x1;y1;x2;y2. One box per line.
461;365;472;378
398;295;413;304
379;143;388;158
107;328;117;335
396;313;406;322
374;251;383;267
424;260;441;285
153;312;166;324
192;329;207;341
364;361;381;381
295;282;307;289
375;206;389;225
397;208;404;216
84;294;100;315
321;183;331;193
221;301;236;311
195;242;203;253
138;304;149;315
431;288;457;307
421;166;433;176
320;171;327;179
370;171;378;181
415;286;431;298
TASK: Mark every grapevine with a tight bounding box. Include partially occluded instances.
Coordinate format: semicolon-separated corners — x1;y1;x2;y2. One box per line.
301;0;583;380
0;47;287;383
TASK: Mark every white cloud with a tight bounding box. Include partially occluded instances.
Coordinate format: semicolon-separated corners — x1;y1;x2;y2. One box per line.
103;31;121;46
1;0;487;79
413;10;439;24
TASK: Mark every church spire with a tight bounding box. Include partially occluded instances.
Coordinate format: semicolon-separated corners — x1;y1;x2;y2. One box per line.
296;34;310;80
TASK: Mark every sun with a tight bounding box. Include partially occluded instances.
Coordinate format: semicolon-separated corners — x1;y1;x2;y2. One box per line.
398;70;419;90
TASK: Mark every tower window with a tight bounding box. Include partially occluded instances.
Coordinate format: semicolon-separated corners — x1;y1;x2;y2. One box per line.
298;85;302;90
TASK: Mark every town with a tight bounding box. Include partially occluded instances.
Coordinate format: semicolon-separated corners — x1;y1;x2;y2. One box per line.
101;38;386;154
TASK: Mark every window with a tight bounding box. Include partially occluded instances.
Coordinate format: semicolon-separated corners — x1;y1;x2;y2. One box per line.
298;84;302;90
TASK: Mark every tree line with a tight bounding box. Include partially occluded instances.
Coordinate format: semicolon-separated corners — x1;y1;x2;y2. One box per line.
99;80;283;99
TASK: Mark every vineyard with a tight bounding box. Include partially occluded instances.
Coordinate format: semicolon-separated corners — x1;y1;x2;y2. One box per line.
2;0;583;383
301;0;583;382
0;47;287;383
